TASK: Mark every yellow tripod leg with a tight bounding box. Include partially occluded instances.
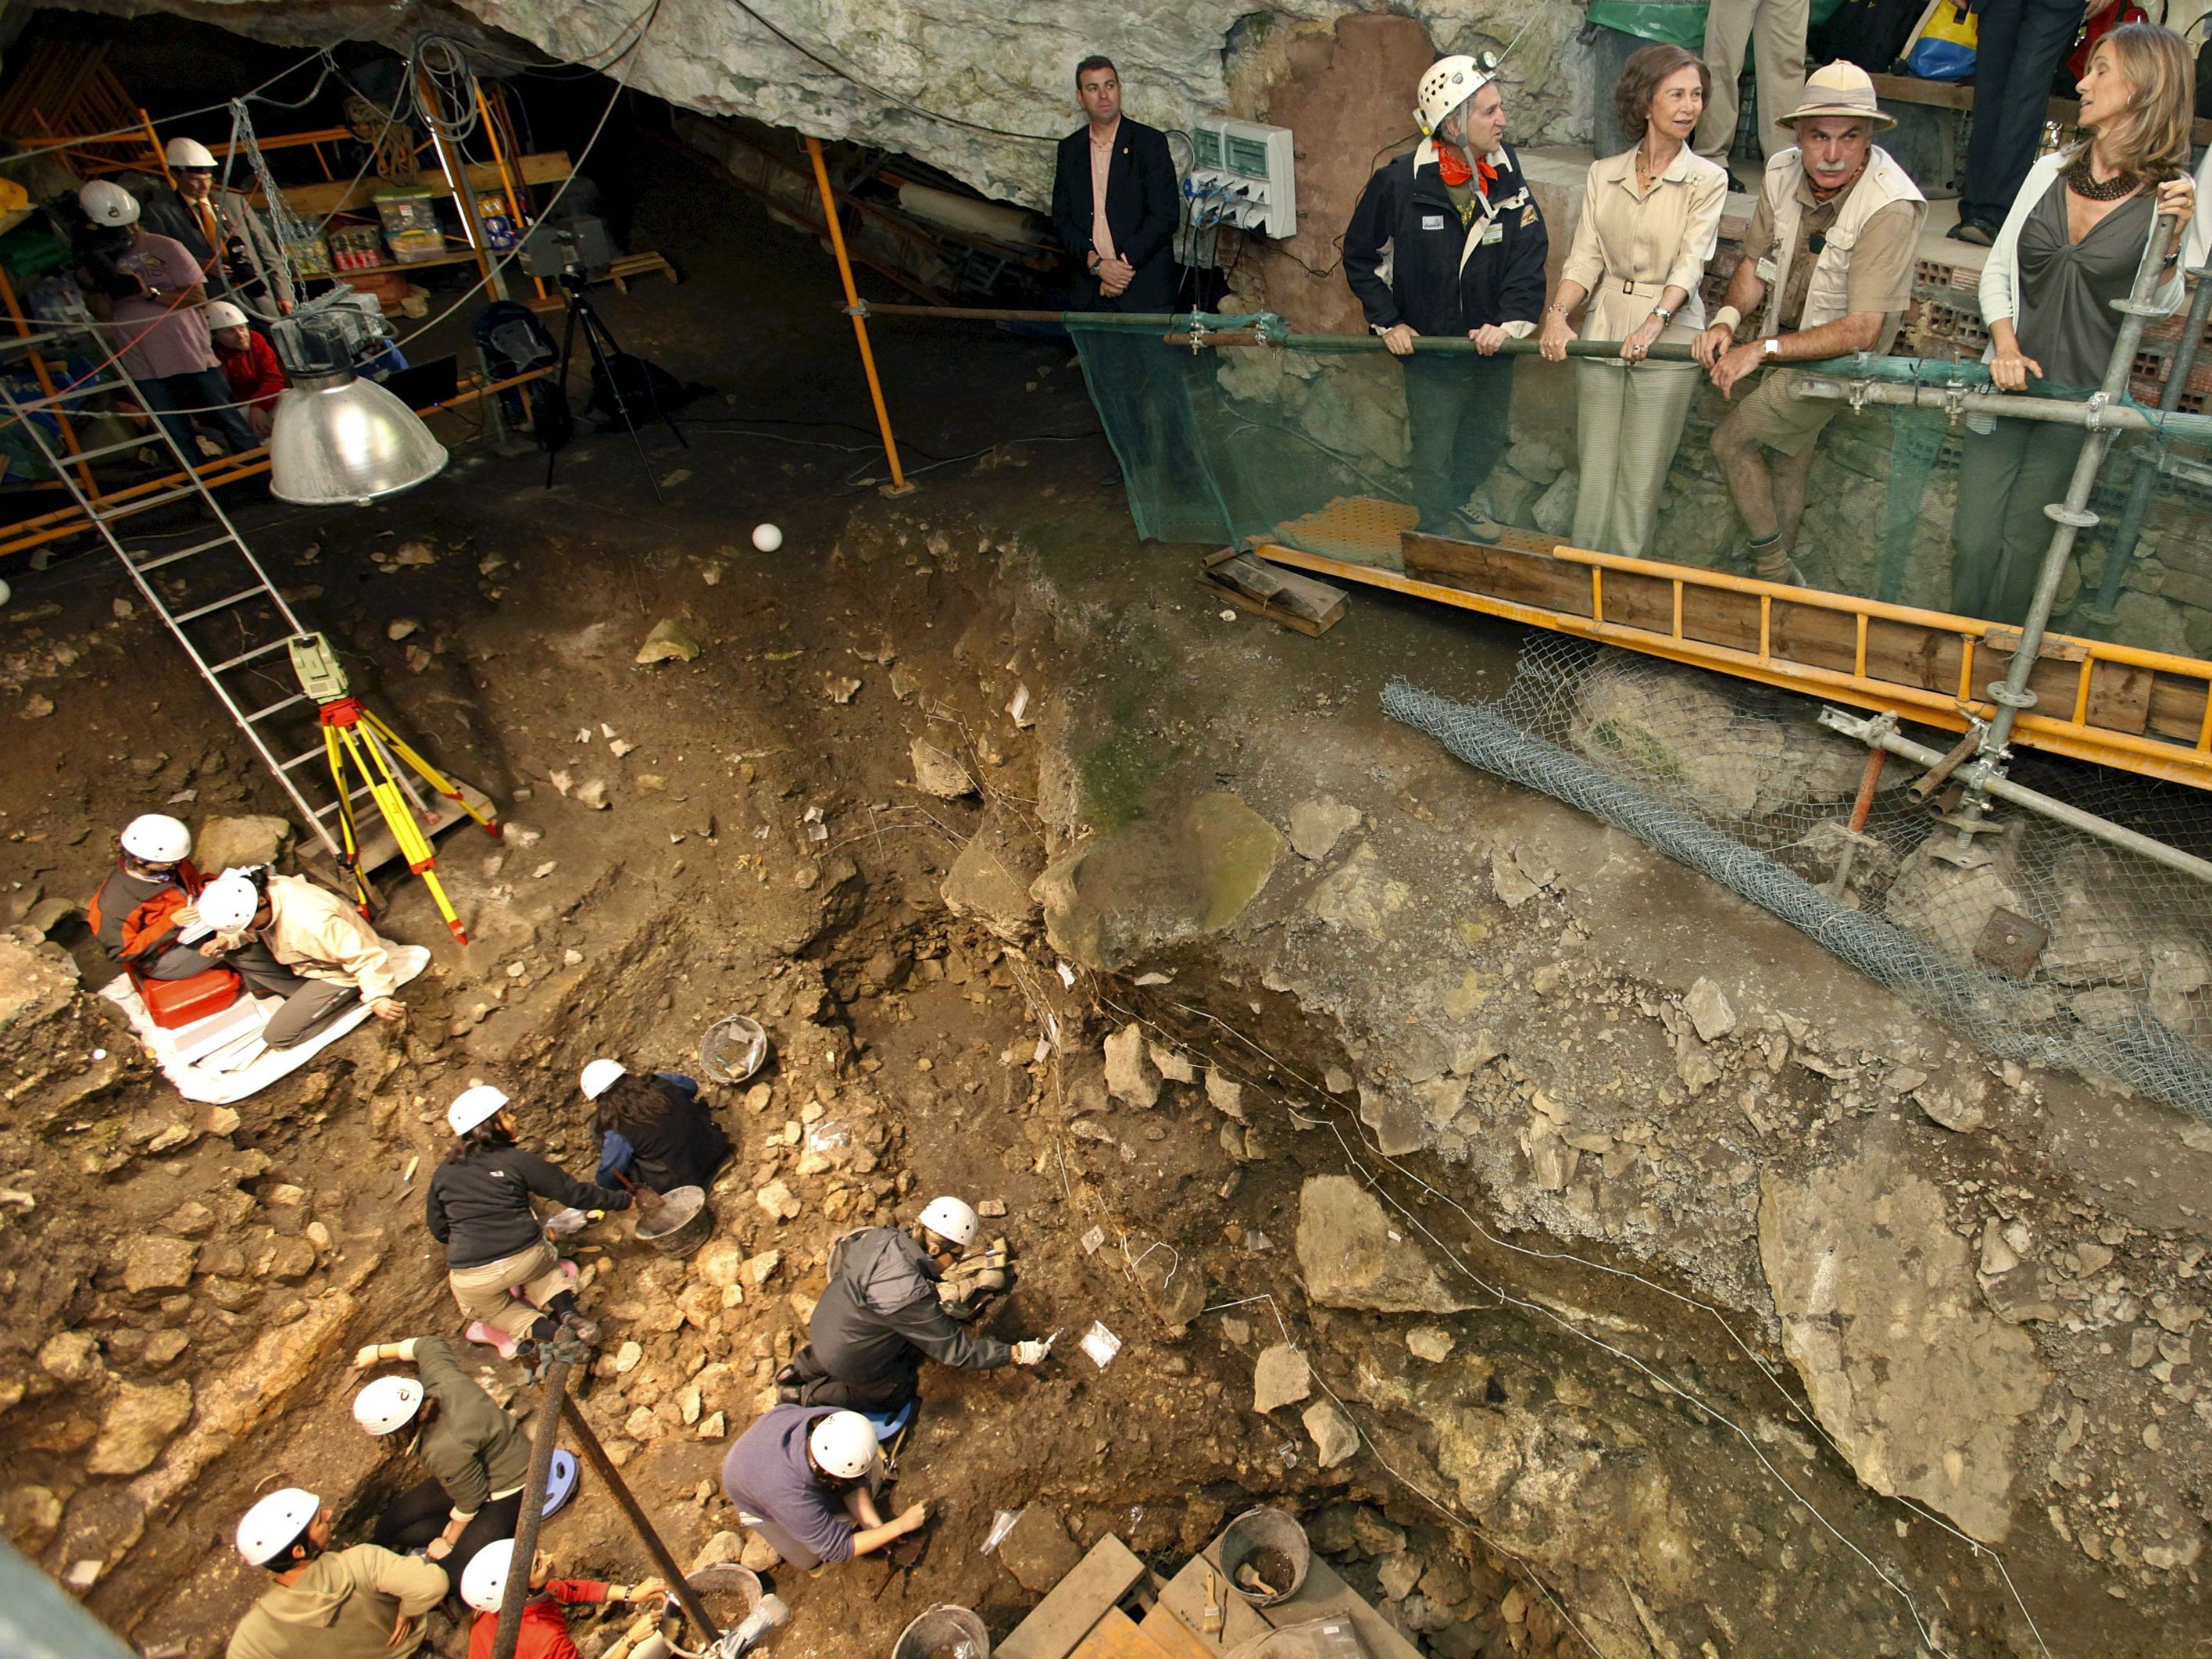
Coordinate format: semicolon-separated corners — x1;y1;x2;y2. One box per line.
355;723;470;945
324;724;377;916
360;709;500;835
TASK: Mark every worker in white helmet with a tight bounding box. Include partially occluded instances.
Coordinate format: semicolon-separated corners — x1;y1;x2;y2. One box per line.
427;1084;631;1359
718;1407;926;1571
456;1538;664;1659
224;1486;448;1659
86;813;213;981
166;131;296;314
1342;52;1549;538
579;1057;731;1193
188;864;411;1048
348;1332;534;1579
205;296;289;438
777;1196;1048;1420
71;178;257;457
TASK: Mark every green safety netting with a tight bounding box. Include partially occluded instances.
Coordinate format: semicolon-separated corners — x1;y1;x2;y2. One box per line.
1585;0;1846;49
1063;311;2211;659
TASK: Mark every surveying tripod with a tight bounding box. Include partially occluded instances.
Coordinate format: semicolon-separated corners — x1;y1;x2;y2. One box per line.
544;266;686;500
288;634;499;943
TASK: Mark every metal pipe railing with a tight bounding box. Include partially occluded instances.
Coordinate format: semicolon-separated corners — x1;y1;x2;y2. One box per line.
1786;373;2212;443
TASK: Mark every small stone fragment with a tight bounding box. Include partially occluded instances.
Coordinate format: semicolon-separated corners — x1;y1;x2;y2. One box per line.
85;1382;194;1475
1148;1043;1195;1085
1252;1343;1313;1413
1205;1070;1246;1121
755;1180;802;1221
909;738;976;799
1303;1399;1360;1468
1406;1326;1456;1363
1103;1023;1160;1108
1684;978;1738;1042
636;619;703;664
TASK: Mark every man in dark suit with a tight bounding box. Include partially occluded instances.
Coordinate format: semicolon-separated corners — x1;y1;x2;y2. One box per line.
1050;56;1181;311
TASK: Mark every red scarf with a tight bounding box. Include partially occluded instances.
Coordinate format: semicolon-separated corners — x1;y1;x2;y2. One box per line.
1435;148;1496;192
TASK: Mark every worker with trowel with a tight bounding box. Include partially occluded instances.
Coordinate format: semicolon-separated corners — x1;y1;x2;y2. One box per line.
427;1084;631;1360
186;864;411;1047
580;1057;734;1193
719;1407;926;1571
226;1487;448;1659
459;1539;666;1659
776;1196;1049;1417
350;1332;535;1583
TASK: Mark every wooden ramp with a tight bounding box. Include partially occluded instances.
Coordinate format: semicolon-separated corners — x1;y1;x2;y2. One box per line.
1001;1526;1421;1659
1252;518;2212;793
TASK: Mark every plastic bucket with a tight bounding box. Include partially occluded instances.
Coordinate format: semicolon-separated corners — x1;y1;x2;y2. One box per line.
893;1605;990;1659
1218;1507;1310;1607
700;1014;770;1083
633;1185;714;1257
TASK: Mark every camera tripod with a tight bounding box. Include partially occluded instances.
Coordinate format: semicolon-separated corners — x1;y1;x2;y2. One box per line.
543;267;686;501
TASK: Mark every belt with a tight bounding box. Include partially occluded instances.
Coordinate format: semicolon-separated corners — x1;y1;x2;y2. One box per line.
1618;277;1664;296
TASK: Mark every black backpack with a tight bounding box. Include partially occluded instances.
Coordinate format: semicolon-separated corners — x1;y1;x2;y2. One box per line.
471;301;571;452
1812;0;1928;72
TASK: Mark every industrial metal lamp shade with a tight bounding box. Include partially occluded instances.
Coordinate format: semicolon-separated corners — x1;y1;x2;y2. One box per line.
268;371;448;506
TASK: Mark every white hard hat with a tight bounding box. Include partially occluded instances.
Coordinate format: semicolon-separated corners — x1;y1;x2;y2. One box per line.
460;1536;517;1612
917;1196;978;1249
1417;54;1495;138
203;299;249;331
120;813;192;863
807;1410;881;1481
580;1058;627;1100
448;1084;510;1136
352;1374;425;1436
79;179;141;227
236;1486;320;1567
196;870;263;932
166;135;219;170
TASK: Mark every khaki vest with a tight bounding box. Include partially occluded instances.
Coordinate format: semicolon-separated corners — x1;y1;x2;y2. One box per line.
1759;145;1925;334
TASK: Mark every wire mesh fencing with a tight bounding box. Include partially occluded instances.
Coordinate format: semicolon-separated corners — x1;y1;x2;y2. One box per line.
1385;641;2212;1121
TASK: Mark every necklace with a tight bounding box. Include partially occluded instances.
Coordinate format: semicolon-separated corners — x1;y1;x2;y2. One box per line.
2066;155;2139;201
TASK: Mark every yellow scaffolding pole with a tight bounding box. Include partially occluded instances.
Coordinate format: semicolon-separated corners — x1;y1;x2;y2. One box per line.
804;133;913;495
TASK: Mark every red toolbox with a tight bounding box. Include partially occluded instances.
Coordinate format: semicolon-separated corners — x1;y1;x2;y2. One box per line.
136;966;243;1030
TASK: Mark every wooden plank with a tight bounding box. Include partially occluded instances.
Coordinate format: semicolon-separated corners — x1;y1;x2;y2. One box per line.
1138;1602;1219;1659
1155;1551;1270;1655
999;1536;1149;1659
1403;533;1591;617
1069;1608;1177;1659
262;151;572;217
1204;554;1349;635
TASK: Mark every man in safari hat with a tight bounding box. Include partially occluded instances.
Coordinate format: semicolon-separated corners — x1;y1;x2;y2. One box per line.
1692;62;1928;584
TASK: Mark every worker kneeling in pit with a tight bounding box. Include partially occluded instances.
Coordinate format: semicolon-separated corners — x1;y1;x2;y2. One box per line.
89;813;288;986
459;1538;665;1659
776;1196;1048;1418
720;1407;924;1571
226;1487;448;1659
188;864;412;1047
351;1332;535;1583
580;1057;734;1193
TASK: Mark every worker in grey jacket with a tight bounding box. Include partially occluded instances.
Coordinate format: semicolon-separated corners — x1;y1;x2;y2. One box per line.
352;1333;534;1585
227;1487;447;1659
777;1196;1048;1414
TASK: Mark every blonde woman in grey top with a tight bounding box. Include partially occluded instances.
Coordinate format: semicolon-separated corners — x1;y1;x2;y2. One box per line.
1539;43;1728;560
1952;23;2198;624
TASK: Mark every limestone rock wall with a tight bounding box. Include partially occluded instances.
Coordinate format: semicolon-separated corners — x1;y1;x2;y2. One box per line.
173;0;1589;210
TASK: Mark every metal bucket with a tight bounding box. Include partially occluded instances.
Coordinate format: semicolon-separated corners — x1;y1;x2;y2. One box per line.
1218;1507;1311;1607
633;1184;715;1257
892;1605;990;1659
700;1014;770;1084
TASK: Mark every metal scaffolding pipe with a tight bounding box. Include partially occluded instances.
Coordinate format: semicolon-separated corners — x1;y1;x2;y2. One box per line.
1785;373;2212;443
1816;706;2212;885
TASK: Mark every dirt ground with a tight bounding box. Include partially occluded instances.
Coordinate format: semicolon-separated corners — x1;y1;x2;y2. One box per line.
3;130;2209;1659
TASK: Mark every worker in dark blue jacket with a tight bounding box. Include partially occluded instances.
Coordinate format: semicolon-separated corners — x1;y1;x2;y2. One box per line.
1343;55;1549;538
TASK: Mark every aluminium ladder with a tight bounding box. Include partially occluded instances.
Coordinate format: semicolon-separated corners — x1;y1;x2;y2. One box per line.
0;340;349;856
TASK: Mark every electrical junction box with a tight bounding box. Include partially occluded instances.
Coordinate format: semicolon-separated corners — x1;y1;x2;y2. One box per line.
1187;116;1296;238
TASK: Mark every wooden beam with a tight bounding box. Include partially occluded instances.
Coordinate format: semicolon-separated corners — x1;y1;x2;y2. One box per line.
259;151;572;217
999;1537;1149;1659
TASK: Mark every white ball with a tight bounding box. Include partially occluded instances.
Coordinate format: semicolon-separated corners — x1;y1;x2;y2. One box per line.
751;523;784;553
0;577;10;609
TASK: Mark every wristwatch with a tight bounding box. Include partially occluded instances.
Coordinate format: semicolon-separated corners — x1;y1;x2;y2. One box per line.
1651;306;1674;325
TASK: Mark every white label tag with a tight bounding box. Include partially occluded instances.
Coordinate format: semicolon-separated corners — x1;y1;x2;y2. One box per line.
1480;222;1504;245
1420;213;1447;231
